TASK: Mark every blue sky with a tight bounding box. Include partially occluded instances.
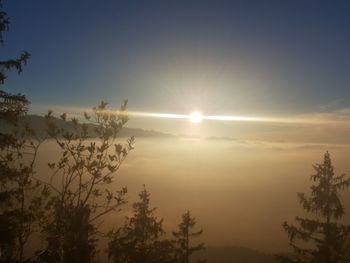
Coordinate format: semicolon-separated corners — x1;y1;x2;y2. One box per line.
2;0;350;131
4;1;350;252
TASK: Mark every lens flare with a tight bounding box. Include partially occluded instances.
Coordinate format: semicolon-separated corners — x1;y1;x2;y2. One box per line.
190;111;203;123
32;104;339;126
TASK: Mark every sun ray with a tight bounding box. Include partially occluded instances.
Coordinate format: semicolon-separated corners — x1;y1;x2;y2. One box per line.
30;104;344;125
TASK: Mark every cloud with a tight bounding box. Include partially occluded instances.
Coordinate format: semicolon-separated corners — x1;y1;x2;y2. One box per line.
295;108;350;125
293;144;343;151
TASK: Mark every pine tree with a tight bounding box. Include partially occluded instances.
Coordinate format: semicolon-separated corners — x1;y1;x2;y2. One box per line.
0;1;47;262
277;151;350;263
0;0;29;86
108;185;174;263
0;0;30;120
172;211;205;263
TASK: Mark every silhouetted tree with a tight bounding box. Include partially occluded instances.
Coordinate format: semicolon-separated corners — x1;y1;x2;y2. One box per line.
0;0;29;120
0;124;48;263
277;151;350;263
172;211;205;263
0;1;29;86
0;91;29;121
0;2;48;262
108;185;174;263
0;0;30;120
40;101;134;263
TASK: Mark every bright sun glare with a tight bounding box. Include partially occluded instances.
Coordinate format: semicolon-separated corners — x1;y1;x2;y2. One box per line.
190;111;203;123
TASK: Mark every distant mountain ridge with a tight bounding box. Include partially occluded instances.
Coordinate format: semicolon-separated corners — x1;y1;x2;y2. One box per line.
0;114;174;138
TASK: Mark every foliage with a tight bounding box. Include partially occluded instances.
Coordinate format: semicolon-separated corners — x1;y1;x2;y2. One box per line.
0;122;47;262
277;151;350;263
0;0;30;120
0;0;30;121
40;101;134;263
108;185;172;263
0;90;29;121
172;211;205;263
0;0;30;85
109;187;206;263
0;1;47;262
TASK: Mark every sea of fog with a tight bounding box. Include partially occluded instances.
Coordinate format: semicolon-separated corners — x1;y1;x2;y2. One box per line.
34;137;350;254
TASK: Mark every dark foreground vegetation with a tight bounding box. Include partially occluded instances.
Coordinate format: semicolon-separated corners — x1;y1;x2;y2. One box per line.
2;2;350;263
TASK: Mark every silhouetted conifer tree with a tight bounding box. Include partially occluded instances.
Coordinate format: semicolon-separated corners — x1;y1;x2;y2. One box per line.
277;151;350;263
0;2;47;262
108;185;175;263
172;211;205;263
0;0;29;121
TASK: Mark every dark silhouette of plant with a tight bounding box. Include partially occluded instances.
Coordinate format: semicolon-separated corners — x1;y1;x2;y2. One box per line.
108;185;175;263
0;2;48;262
277;151;350;263
0;91;29;122
0;0;29;120
172;211;205;263
0;1;29;86
0;124;47;262
40;101;134;263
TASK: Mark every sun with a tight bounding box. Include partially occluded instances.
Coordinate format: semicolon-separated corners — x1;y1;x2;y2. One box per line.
190;111;203;123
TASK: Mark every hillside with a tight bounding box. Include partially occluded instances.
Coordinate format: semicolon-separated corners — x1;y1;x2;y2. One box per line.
0;114;174;138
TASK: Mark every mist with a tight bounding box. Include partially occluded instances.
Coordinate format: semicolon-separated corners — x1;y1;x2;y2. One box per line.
33;137;350;254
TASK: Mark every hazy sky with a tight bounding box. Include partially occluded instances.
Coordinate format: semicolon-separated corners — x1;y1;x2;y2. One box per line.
3;0;350;138
4;1;350;256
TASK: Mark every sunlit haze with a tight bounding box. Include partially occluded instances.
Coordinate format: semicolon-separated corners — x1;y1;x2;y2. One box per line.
190;111;203;123
2;1;350;262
